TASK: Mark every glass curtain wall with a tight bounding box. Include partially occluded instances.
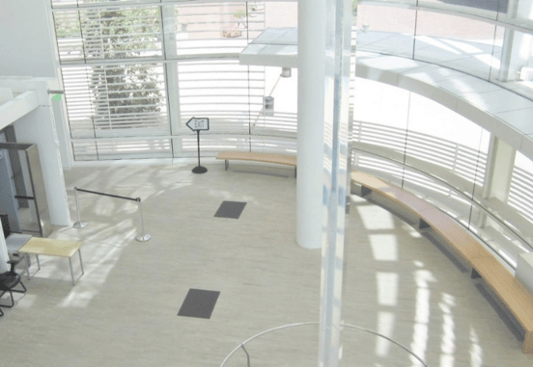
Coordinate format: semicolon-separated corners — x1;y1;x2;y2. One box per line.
50;0;533;265
51;0;297;161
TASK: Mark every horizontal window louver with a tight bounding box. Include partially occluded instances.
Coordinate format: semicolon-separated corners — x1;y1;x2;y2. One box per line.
509;167;533;223
178;60;264;135
52;0;156;8
54;5;162;63
72;138;172;161
62;63;169;139
352;121;487;187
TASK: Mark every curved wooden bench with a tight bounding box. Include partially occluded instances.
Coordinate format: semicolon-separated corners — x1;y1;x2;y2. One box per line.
351;171;533;354
217;151;297;177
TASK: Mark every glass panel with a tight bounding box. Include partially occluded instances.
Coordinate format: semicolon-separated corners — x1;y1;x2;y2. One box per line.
53;11;84;63
488;25;506;83
51;0;157;7
478;215;532;268
404;93;489;194
414;10;498;79
72;141;98;161
62;63;169;140
352;79;410;161
491;29;533;97
175;2;265;57
418;0;505;19
73;138;172;160
53;6;163;62
250;135;296;155
356;5;416;58
176;135;249;158
252;66;297;137
509;152;533;225
95;139;172;159
177;60;264;134
264;1;297;27
353;152;406;187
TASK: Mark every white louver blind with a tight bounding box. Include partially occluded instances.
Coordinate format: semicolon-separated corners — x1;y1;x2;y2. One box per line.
53;5;162;64
353;121;487;186
509;166;533;223
52;0;156;7
178;59;264;134
62;63;168;138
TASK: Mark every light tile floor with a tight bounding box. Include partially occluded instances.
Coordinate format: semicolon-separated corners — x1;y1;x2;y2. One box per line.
1;163;533;367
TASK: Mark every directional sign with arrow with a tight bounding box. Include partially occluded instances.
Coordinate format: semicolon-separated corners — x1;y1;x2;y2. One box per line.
187;117;210;174
186;117;210;131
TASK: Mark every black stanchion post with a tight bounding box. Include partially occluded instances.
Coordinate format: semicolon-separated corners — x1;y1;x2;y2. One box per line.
187;117;209;174
192;130;207;174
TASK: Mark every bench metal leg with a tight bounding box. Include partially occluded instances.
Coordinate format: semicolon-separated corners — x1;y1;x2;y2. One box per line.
523;331;533;354
361;186;372;197
25;254;41;280
471;267;481;279
419;219;430;230
69;257;75;286
225;159;228;171
69;250;85;286
26;254;31;280
295;167;297;178
79;250;85;276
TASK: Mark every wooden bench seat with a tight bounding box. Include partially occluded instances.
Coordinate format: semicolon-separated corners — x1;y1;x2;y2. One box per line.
217;151;297;177
351;170;533;354
472;256;533;353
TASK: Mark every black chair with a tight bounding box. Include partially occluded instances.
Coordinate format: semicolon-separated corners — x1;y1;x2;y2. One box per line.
0;259;26;317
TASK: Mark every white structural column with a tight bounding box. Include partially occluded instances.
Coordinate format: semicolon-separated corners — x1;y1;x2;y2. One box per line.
499;0;533;82
478;136;516;228
0;216;8;273
484;137;516;202
297;0;327;250
319;0;352;366
299;1;353;367
14;105;71;226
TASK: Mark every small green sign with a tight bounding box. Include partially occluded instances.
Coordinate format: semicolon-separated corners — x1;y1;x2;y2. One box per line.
52;94;62;101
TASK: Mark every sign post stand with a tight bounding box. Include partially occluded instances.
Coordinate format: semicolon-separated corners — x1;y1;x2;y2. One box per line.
186;117;210;174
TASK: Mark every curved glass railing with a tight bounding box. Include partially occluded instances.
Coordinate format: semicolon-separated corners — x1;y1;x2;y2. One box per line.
354;1;533;100
220;322;428;367
359;0;533;32
352;147;533;270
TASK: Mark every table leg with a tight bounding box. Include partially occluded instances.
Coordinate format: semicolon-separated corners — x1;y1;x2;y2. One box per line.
69;257;75;286
26;254;31;280
78;250;84;275
36;255;41;270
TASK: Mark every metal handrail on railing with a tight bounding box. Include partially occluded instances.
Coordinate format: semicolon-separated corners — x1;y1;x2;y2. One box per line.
220;322;428;367
352;148;533;265
73;187;151;242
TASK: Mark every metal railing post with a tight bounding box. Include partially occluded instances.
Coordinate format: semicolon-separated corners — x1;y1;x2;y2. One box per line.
135;197;152;242
240;344;250;367
73;187;88;228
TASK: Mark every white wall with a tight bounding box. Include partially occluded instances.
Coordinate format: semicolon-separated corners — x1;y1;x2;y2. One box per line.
14;107;71;226
0;222;7;273
0;0;57;78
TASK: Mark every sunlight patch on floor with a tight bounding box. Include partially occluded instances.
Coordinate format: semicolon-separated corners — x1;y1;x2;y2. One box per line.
376;272;399;307
370;234;398;261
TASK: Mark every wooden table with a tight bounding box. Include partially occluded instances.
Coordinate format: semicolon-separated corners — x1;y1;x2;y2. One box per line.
18;238;84;286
